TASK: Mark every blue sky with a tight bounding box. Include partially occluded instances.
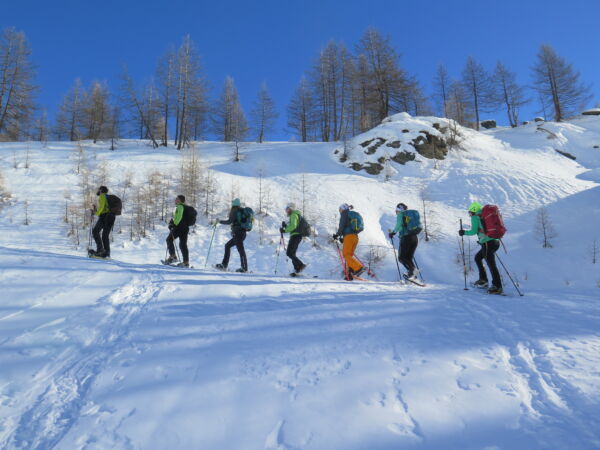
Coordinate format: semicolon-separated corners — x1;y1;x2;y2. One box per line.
3;0;599;139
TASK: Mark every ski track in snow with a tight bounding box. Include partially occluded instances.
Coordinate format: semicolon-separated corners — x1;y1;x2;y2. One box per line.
459;292;600;448
1;267;162;450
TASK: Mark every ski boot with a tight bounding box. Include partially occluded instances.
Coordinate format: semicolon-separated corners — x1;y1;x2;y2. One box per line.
352;267;366;278
488;286;503;295
177;261;190;268
164;255;178;265
473;279;489;289
235;268;247;273
296;263;307;274
215;263;227;271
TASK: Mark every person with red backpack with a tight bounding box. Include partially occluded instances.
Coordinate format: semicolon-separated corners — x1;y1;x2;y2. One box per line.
459;202;504;295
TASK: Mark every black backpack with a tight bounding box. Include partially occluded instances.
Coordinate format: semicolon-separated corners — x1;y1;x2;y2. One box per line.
297;215;311;237
106;194;122;215
182;205;197;226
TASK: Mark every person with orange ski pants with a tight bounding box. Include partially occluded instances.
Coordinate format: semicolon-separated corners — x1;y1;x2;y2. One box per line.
333;203;365;280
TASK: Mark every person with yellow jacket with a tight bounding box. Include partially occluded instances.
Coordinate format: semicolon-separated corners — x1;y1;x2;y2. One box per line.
333;203;365;280
164;195;190;267
91;186;115;258
280;203;306;275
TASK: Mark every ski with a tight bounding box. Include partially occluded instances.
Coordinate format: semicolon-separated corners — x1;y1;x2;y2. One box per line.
289;273;318;278
89;255;110;260
403;274;426;287
470;283;507;296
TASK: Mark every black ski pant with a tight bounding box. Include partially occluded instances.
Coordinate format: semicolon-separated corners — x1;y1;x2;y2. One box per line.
222;229;247;271
286;234;305;272
167;225;189;262
93;213;115;256
475;240;502;288
399;234;418;276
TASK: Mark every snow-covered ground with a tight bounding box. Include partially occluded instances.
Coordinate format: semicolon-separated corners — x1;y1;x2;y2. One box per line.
1;114;599;449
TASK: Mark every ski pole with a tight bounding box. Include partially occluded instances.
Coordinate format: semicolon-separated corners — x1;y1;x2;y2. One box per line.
354;254;377;279
274;232;284;274
413;257;425;283
165;232;170;262
496;255;524;296
335;240;350;280
88;210;94;251
389;235;404;282
460;219;469;290
205;222;217;268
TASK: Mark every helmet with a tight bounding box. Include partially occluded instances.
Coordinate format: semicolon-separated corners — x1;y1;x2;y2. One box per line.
468;202;482;214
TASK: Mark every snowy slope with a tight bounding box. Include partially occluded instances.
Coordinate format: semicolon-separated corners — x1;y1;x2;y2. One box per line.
1;113;600;449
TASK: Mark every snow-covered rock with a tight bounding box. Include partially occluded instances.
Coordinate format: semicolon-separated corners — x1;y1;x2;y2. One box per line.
335;113;454;174
582;108;600;116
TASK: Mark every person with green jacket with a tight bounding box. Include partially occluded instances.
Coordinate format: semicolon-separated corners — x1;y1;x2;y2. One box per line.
165;195;189;267
280;203;306;275
459;202;502;294
91;185;115;258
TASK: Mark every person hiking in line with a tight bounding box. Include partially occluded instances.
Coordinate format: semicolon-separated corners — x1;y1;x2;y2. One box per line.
280;203;307;275
215;198;248;273
459;202;503;295
388;202;422;282
91;185;115;258
165;195;190;267
333;203;365;280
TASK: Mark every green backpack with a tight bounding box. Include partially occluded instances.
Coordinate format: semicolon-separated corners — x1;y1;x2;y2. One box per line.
237;207;254;231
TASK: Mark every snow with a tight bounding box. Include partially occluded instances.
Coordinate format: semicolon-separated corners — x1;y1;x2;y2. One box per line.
1;113;600;448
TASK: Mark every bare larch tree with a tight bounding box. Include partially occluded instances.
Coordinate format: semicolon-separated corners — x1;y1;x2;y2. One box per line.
250;81;278;143
532;44;591;122
491;61;529;127
0;27;37;141
461;56;492;130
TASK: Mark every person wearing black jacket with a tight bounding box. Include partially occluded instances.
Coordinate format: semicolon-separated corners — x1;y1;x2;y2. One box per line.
215;198;248;273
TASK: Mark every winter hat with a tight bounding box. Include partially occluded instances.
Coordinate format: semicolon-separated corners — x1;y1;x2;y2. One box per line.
396;203;407;211
339;203;350;211
468;202;482;214
232;198;241;207
285;202;296;211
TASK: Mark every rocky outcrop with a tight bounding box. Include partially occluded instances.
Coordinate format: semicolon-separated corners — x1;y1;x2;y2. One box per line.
336;113;459;175
412;131;448;159
480;120;496;129
582;109;600;116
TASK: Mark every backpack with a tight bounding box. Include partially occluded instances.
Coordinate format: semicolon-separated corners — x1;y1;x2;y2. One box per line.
182;204;197;226
348;210;364;234
106;194;122;215
403;210;422;235
238;207;254;231
297;215;311;237
480;204;506;239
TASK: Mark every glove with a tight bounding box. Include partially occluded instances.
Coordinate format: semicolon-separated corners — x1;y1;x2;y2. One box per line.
279;227;285;234
281;221;287;228
458;229;465;236
388;231;396;239
332;233;338;240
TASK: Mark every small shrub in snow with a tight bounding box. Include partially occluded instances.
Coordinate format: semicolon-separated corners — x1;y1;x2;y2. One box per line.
534;206;557;248
590;240;599;264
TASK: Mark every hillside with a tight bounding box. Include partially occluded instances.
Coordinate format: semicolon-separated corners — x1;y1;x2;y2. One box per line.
0;114;599;449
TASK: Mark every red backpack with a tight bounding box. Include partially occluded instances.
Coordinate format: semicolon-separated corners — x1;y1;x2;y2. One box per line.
480;205;506;239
